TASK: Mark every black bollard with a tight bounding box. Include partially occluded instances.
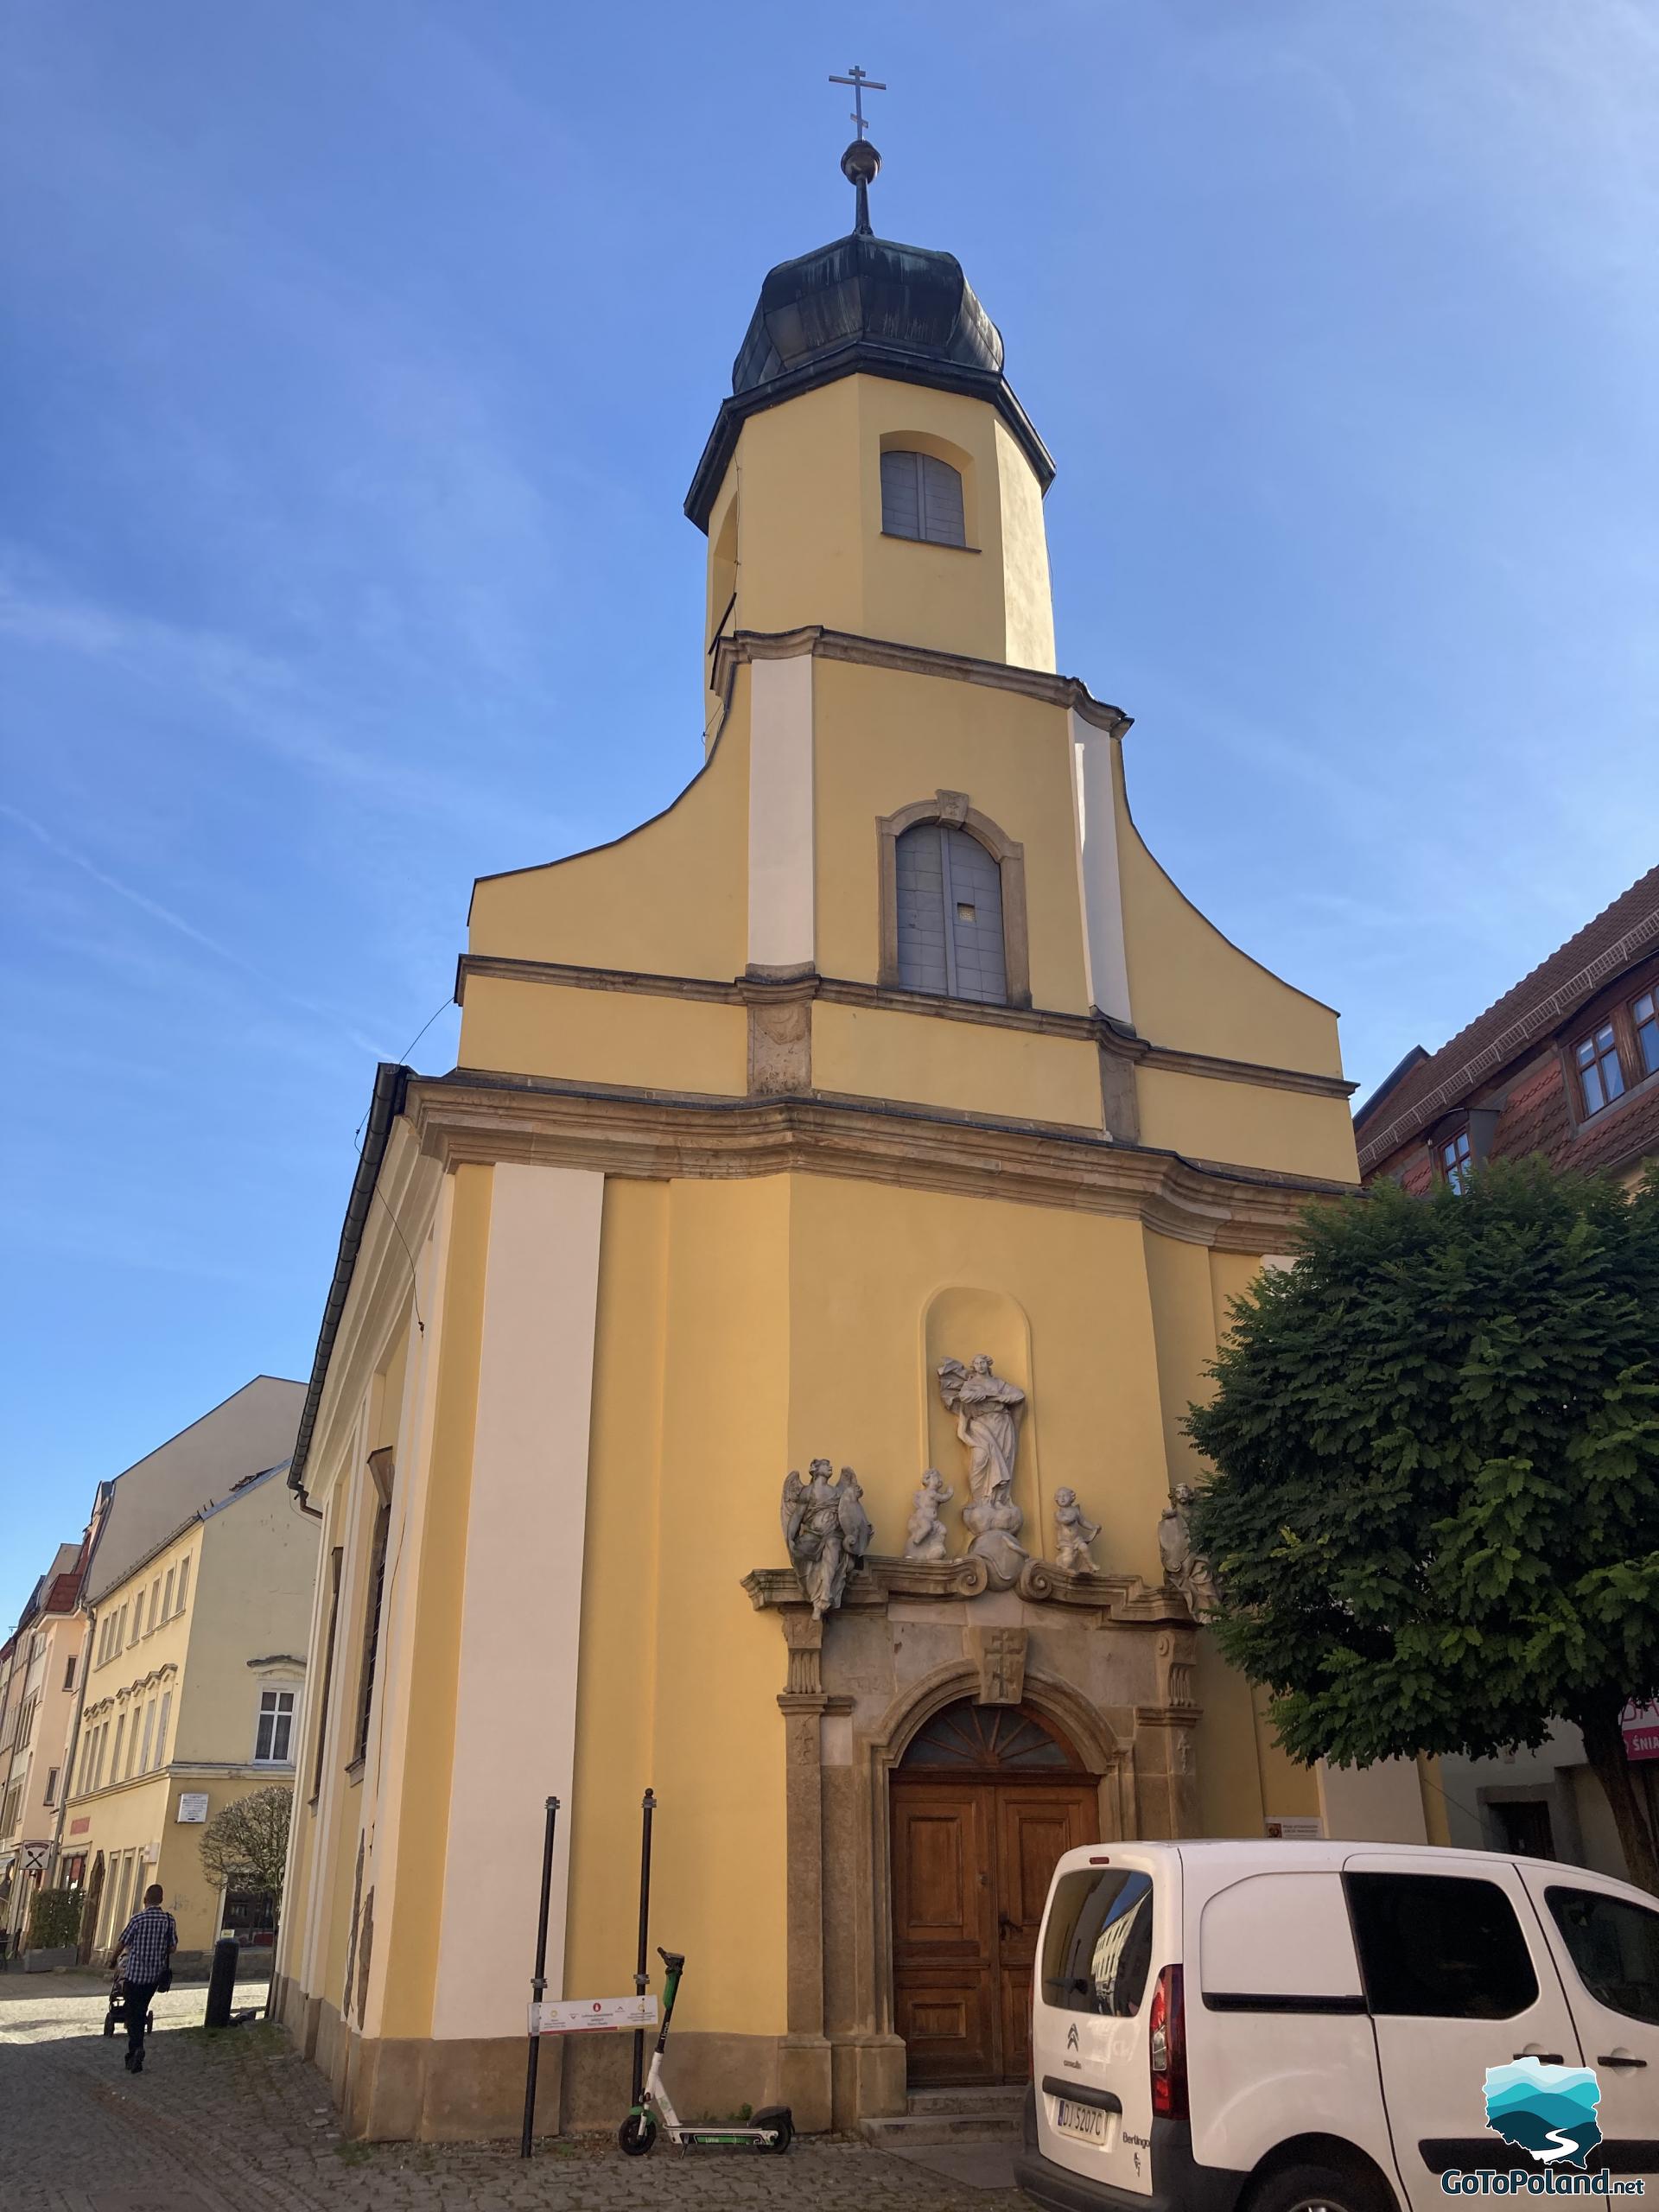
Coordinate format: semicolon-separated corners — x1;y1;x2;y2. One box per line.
204;1936;239;2029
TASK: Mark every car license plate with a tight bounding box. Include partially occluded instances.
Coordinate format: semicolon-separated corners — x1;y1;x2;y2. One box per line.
1056;2098;1110;2143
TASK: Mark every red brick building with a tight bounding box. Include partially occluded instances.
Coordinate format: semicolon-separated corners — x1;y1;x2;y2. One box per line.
1355;865;1659;1193
1353;864;1659;1873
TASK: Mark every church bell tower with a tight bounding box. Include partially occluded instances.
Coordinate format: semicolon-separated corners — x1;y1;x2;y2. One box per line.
689;130;1058;730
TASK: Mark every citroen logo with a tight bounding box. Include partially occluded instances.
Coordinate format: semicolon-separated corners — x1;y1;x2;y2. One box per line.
1066;2024;1079;2050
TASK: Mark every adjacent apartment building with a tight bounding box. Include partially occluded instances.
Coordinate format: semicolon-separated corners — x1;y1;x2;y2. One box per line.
1354;863;1659;1873
64;1451;316;1962
0;1544;91;1952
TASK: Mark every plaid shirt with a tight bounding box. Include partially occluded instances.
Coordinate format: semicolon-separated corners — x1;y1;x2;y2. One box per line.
116;1904;176;1984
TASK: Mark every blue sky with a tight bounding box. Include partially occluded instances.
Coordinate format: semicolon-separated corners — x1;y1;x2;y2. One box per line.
3;1;1656;1624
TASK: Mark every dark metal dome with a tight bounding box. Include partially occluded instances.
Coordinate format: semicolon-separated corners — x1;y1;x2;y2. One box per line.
683;147;1053;531
732;231;1005;396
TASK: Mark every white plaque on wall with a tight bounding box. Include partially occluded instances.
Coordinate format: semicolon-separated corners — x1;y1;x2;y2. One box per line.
176;1791;209;1823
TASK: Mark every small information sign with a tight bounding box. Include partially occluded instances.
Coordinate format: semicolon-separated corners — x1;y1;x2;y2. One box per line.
529;1995;658;2036
176;1791;210;1823
1263;1815;1323;1840
1623;1698;1659;1763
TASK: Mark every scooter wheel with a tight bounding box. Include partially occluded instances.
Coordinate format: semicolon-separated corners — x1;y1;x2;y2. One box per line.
617;2113;658;2157
766;2117;794;2156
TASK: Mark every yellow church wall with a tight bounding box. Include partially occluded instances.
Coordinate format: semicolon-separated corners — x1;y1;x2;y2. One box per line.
992;414;1057;672
458;975;747;1097
1195;1638;1268;1841
1140;1230;1223;1491
1114;763;1344;1079
465;689;750;983
811;658;1090;1009
722;376;1052;670
564;1179;667;2004
315;1484;359;2022
1254;1689;1323;1821
1135;1066;1359;1183
812;1001;1101;1129
779;1173;1172;1588
377;1163;493;2042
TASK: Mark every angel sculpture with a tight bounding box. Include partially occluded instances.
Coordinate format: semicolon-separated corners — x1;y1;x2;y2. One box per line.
781;1458;872;1619
903;1468;953;1562
937;1354;1029;1585
1157;1482;1220;1621
1052;1487;1101;1575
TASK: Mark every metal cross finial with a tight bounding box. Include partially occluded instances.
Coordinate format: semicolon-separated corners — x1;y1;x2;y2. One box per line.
830;63;886;141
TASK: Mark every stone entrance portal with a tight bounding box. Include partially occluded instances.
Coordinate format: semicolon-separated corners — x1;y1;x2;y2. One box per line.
742;1552;1200;2131
890;1699;1096;2085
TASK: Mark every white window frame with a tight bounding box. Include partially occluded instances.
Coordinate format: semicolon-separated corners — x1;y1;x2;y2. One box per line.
253;1687;297;1764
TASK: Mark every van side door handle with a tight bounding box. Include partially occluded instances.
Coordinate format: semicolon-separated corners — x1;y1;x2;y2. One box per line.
1513;2052;1563;2066
1596;2051;1647;2069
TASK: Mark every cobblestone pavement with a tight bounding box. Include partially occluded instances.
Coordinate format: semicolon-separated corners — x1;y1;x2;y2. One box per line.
0;1974;1027;2211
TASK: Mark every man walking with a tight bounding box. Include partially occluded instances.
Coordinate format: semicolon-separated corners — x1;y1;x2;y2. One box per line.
112;1884;176;2073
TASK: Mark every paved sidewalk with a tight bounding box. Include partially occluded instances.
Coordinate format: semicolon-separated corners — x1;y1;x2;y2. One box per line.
0;1974;1027;2210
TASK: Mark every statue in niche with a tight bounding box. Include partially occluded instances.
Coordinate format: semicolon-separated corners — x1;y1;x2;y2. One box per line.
937;1355;1028;1586
781;1459;872;1619
1052;1487;1101;1575
903;1468;953;1561
1157;1482;1221;1621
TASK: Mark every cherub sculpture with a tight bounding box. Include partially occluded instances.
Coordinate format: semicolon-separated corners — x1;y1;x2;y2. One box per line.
903;1468;953;1562
781;1459;873;1618
1052;1487;1101;1574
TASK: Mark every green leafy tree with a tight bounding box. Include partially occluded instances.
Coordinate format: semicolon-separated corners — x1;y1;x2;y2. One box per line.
198;1783;293;1906
1185;1160;1659;1892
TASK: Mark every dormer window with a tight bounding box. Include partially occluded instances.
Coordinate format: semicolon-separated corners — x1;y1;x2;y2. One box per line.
880;449;966;547
1634;988;1659;1078
1440;1128;1471;1193
1574;1021;1625;1116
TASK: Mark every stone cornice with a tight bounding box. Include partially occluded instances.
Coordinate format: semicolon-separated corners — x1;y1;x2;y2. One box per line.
408;1070;1353;1250
742;1555;1189;1624
710;625;1132;736
454;955;1356;1103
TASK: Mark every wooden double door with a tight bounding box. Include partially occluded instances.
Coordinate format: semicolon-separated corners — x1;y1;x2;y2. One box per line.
890;1701;1098;2085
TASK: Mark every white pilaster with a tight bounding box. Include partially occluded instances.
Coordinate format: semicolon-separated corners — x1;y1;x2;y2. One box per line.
1069;710;1133;1025
747;651;816;973
429;1162;605;2040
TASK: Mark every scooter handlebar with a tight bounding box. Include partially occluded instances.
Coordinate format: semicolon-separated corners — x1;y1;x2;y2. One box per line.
657;1946;685;1974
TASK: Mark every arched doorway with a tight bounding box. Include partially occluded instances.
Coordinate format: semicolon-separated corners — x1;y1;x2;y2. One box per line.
889;1699;1096;2087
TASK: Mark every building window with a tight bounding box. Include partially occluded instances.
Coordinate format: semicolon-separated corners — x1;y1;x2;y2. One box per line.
63;1651;76;1692
1440;1128;1471;1192
162;1568;175;1618
895;822;1008;1003
255;1689;296;1764
1574;1021;1625;1116
44;1766;60;1807
149;1577;162;1630
17;1694;37;1751
880;448;967;547
132;1592;145;1639
1633;989;1659;1080
175;1556;191;1616
2;1783;22;1839
154;1690;172;1770
136;1702;156;1777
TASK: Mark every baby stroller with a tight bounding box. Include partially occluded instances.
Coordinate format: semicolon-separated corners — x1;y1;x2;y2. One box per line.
104;1961;155;2039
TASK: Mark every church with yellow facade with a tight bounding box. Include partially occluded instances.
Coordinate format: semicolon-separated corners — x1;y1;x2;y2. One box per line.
272;134;1374;2143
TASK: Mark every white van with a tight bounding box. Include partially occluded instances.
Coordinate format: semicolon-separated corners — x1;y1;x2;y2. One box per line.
1017;1840;1658;2212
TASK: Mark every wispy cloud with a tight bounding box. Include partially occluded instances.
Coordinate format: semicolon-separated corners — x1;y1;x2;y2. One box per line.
1;803;387;1056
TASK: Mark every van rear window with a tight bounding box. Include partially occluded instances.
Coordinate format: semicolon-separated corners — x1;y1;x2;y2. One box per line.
1344;1872;1538;2018
1546;1886;1659;2025
1040;1868;1154;2016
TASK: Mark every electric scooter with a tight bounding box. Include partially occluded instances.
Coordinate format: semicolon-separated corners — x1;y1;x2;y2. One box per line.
617;1948;793;2156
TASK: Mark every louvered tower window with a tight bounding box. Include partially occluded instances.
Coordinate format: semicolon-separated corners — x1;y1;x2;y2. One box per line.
880;449;966;546
895;823;1007;1003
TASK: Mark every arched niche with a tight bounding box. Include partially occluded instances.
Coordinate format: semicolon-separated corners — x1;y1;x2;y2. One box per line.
920;1285;1040;1538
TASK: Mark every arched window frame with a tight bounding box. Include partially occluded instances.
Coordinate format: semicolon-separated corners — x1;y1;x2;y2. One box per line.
876;789;1031;1009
